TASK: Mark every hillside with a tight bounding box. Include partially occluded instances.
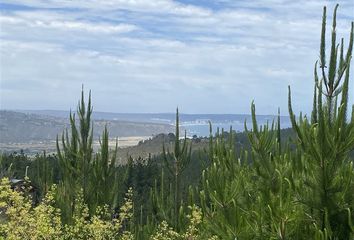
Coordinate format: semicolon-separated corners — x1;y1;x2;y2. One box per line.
0;110;175;154
0;110;176;143
0;110;296;157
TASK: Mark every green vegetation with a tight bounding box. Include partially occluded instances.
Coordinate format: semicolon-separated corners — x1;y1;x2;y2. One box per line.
0;4;353;239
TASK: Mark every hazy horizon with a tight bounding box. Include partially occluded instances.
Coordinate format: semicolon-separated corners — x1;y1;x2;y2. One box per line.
1;108;291;117
1;0;353;115
0;108;293;139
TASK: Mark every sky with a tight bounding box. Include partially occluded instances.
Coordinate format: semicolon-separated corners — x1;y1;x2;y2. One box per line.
0;0;353;115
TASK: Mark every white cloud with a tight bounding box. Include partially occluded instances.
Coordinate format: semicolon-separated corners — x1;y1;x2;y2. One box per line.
0;0;353;114
46;21;137;33
0;15;137;34
0;0;212;17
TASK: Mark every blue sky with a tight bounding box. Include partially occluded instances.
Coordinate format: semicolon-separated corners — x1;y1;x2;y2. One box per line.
0;0;353;114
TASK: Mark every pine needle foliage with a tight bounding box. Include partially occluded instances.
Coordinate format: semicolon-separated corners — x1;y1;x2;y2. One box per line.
56;89;122;223
288;4;354;239
152;108;192;231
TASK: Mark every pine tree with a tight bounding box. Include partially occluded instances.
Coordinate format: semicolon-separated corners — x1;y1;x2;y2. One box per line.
31;151;54;197
288;4;354;239
151;108;192;231
56;89;122;222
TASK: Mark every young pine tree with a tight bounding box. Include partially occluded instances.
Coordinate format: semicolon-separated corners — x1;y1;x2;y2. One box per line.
288;4;354;239
151;108;192;231
56;89;122;223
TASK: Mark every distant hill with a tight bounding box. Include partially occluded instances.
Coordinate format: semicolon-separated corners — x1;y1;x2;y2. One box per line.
0;110;293;156
0;110;296;162
116;127;296;163
13;110;292;137
0;110;175;143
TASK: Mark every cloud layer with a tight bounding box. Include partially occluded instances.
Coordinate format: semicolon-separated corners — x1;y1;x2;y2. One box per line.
0;0;353;114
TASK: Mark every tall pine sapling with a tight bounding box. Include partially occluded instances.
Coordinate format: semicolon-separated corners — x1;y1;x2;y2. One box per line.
288;4;354;239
